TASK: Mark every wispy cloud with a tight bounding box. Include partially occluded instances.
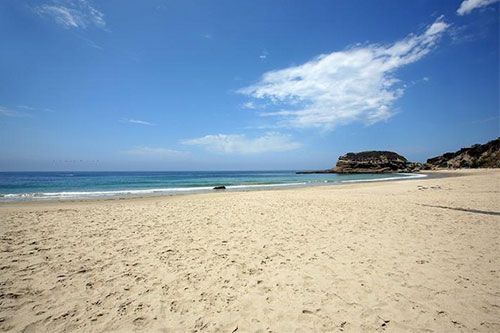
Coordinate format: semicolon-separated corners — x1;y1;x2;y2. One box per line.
15;105;55;113
241;101;257;109
122;118;154;126
16;105;35;111
470;115;499;124
239;17;449;130
124;146;188;158
259;50;269;60
457;0;499;15
75;34;103;49
34;0;106;29
182;132;302;154
0;106;28;117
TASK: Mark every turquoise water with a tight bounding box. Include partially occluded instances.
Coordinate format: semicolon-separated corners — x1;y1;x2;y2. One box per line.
0;171;425;201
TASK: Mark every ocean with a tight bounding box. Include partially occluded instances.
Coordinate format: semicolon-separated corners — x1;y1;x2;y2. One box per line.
0;171;426;201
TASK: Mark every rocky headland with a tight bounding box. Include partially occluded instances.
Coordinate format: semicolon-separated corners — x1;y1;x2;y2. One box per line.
298;151;422;174
425;138;499;169
298;138;499;174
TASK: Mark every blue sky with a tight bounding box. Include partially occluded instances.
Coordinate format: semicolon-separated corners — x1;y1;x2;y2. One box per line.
0;0;498;171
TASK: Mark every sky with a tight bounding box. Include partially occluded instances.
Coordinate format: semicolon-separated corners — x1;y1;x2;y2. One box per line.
0;0;498;171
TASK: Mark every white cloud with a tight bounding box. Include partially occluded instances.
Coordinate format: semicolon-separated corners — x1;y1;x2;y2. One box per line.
239;17;449;130
123;118;154;126
183;132;302;154
124;146;187;158
34;0;105;29
259;50;269;60
242;101;257;109
457;0;499;15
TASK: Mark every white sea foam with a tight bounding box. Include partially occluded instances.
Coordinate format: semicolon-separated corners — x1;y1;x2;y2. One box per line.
340;173;427;183
2;187;212;198
0;183;311;201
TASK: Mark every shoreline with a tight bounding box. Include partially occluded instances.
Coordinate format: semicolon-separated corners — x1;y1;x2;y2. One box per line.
0;170;472;210
0;170;461;206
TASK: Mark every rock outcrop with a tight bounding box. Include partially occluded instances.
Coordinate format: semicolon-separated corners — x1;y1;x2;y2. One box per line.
298;151;421;174
333;151;421;173
426;138;500;169
297;138;499;175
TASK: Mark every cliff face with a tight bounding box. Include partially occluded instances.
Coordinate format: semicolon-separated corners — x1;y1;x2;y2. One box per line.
333;151;420;173
426;138;500;169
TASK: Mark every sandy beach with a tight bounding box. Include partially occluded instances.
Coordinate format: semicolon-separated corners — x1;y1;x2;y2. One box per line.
0;169;499;332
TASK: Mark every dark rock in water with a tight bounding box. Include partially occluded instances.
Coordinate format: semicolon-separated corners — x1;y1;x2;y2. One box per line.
426;138;500;169
334;151;409;173
213;186;226;190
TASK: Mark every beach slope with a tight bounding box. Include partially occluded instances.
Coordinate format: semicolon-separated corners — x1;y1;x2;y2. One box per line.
1;169;499;332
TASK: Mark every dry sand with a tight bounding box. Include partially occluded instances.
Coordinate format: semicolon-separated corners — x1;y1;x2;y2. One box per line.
0;169;499;332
